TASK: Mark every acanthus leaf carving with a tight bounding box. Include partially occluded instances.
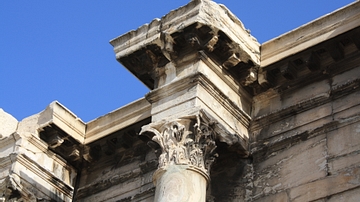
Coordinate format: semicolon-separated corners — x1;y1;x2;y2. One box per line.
140;115;218;175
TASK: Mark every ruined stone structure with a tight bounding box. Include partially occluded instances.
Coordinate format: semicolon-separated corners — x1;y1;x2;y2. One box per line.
1;0;360;201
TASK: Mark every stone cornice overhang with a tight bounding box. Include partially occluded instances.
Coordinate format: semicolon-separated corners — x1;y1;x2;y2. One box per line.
38;99;151;145
109;0;260;90
250;1;360;163
36;101;86;169
255;1;360;95
38;101;86;144
85;97;151;144
251;27;360;132
29;1;360;177
34;98;151;170
260;1;360;68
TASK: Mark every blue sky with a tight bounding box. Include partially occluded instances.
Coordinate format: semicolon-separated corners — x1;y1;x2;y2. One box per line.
0;0;354;122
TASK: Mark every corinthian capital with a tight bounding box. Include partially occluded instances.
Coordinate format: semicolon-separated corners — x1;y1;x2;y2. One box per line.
140;115;218;176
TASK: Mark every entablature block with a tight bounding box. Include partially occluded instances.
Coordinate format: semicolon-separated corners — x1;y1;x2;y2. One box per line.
110;0;260;90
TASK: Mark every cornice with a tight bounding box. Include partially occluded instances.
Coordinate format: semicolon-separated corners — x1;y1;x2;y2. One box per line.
110;0;260;90
85;98;151;144
14;153;74;198
256;25;360;95
261;1;360;67
26;133;75;170
110;0;259;63
198;51;253;103
37;101;85;144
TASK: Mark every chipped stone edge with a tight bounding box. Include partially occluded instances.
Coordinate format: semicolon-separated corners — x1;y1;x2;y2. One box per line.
109;0;260;65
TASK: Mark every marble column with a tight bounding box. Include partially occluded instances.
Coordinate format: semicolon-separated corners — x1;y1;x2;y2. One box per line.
140;117;217;202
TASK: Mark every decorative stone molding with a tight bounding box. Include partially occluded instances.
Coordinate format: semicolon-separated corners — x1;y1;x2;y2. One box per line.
140;114;218;177
110;0;260;90
0;153;74;201
261;1;360;67
257;26;360;95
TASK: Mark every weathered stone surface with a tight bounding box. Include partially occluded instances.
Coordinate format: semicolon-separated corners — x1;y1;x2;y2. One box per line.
0;109;18;138
253;191;288;202
331;65;360;90
333;103;360;125
76;135;157;201
17;113;41;137
255;103;332;141
252;135;327;199
327;187;360;202
153;165;207;202
280;80;330;112
145;60;250;152
289;166;360;202
327;122;360;158
0;133;18;159
116;188;155;202
78;176;154;202
252;80;331;120
328;151;360;174
209;154;250;202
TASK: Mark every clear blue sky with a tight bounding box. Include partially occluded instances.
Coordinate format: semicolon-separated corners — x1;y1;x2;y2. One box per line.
0;0;354;122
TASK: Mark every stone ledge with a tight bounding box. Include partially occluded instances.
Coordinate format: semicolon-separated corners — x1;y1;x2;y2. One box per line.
110;0;260;90
85;98;151;144
110;0;259;64
261;1;360;67
7;153;74;200
37;101;85;144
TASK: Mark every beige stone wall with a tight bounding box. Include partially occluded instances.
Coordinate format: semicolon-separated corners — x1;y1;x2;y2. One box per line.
75;119;156;202
75;150;156;202
247;65;360;201
0;109;76;201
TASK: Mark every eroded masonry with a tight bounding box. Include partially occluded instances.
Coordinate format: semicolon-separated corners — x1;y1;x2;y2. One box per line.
1;0;360;201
